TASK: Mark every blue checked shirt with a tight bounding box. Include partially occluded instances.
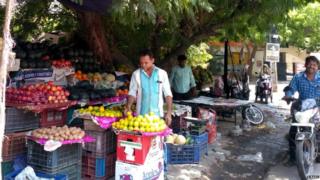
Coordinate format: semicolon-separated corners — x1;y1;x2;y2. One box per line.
286;71;320;100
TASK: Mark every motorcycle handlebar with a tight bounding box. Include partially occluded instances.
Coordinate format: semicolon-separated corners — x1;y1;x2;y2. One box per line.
282;97;298;102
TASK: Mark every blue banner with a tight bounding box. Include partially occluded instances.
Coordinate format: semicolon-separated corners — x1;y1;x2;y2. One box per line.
59;0;113;14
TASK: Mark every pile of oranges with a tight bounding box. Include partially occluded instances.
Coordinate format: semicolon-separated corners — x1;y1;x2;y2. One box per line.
117;89;129;96
74;70;88;81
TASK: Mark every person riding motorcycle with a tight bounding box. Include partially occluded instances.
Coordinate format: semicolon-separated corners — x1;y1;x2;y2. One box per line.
283;56;320;165
255;64;272;102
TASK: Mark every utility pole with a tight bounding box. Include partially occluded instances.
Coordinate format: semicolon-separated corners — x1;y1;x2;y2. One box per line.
223;39;229;98
266;25;280;92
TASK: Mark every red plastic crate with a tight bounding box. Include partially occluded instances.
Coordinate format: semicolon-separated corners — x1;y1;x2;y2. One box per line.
40;110;67;127
208;125;217;144
84;130;116;156
2;132;27;161
116;133;163;165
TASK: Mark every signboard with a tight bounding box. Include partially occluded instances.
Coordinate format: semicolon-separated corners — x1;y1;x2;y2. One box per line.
265;43;280;62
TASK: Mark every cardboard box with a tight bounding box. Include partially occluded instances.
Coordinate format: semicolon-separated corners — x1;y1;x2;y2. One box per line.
115;157;164;180
117;134;164;165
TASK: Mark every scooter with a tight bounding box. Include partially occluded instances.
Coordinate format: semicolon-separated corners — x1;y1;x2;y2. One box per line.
255;74;272;103
283;96;320;180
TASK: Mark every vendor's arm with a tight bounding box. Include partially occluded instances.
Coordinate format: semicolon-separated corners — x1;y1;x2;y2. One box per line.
163;71;173;125
125;73;138;114
189;67;197;96
165;96;173;125
189;66;196;88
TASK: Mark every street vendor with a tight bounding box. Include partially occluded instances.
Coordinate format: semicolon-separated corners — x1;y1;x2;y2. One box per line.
125;49;173;125
170;55;197;100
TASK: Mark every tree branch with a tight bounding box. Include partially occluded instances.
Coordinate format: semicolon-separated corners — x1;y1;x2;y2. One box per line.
161;0;245;70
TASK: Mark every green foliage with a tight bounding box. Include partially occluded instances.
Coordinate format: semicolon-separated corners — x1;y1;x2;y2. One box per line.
6;0;313;67
12;0;78;41
279;2;320;51
186;42;212;68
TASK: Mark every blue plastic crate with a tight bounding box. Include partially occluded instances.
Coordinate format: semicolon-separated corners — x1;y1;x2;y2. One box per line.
27;140;82;170
190;132;208;144
34;162;81;180
190;133;208;156
82;152;116;179
5;169;67;180
166;144;201;164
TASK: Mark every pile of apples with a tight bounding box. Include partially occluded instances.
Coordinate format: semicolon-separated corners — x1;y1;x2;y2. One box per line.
112;112;167;132
52;59;72;68
6;82;70;105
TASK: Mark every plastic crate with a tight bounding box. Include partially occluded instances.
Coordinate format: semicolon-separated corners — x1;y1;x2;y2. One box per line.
84;130;116;155
40;109;67;127
1;161;13;178
166;143;203;164
27;140;82;170
5;107;39;133
171;112;188;133
188;133;208;157
34;162;81;180
5;169;67;180
190;132;208;144
207;124;217;144
82;153;116;179
2;132;27;161
84;120;105;132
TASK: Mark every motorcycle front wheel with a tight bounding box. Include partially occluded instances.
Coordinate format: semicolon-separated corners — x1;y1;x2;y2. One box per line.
242;105;264;125
296;139;314;180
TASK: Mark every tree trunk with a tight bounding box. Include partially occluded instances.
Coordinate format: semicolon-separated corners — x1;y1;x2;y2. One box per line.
77;11;112;66
0;0;15;175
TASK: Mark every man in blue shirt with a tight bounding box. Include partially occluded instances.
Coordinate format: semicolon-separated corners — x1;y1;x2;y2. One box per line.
170;55;197;100
283;56;320;164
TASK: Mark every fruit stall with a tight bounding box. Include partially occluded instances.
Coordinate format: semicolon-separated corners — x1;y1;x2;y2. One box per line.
1;40;218;180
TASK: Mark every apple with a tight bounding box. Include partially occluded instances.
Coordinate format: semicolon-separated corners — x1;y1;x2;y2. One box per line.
51;86;57;92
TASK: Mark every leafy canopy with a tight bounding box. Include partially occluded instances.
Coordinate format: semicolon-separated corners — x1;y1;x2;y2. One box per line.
279;2;320;52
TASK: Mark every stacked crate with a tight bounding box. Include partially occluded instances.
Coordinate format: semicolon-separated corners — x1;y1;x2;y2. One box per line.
26;139;82;180
2;107;38;178
82;120;117;179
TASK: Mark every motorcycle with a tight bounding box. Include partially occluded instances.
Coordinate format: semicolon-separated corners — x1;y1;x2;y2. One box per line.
255;73;273;103
283;96;320;180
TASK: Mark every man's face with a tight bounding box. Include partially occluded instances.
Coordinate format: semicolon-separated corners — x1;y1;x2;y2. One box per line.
305;61;319;74
140;55;154;71
178;60;186;67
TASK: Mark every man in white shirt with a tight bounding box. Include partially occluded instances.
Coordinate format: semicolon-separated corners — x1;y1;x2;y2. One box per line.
125;49;173;125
